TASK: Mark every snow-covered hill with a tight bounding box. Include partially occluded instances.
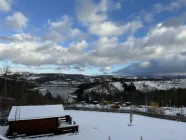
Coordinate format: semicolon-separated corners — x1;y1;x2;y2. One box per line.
84;79;186;94
110;82;124;91
85;85;110;95
84;82;125;95
131;79;186;92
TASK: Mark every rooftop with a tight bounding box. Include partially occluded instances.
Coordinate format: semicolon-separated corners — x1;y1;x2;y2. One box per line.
8;104;65;121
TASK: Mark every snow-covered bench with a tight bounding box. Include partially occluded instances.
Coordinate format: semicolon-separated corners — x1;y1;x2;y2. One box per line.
0;135;9;140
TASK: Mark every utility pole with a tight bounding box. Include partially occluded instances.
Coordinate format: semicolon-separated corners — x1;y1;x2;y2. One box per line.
4;74;6;97
46;89;49;105
169;100;171;107
102;78;103;95
161;93;163;107
145;93;148;107
181;105;183;115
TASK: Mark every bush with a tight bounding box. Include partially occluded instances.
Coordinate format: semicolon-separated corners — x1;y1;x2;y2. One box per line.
151;102;159;107
111;105;120;109
147;107;164;115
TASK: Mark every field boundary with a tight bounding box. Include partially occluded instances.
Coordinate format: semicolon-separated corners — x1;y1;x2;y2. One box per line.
64;106;186;122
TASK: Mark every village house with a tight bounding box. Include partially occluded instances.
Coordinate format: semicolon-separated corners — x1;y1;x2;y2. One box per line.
7;104;78;137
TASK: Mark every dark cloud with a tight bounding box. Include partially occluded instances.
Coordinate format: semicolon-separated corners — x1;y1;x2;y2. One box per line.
115;58;186;76
73;65;84;71
102;72;108;75
56;66;70;72
180;51;186;56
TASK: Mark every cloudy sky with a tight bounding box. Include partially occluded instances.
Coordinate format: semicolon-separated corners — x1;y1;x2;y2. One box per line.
0;0;186;75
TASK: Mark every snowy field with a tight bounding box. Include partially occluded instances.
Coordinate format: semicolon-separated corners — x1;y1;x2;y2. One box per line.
1;110;186;140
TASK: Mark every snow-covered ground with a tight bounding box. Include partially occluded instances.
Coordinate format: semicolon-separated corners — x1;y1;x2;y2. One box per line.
0;126;8;137
110;82;124;91
1;110;186;140
26;76;41;80
85;82;124;95
162;107;186;116
85;85;110;95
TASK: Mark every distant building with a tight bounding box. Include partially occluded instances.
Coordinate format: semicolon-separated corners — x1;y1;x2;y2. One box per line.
7;105;78;137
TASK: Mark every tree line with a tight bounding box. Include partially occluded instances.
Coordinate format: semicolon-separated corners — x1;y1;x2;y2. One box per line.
74;81;186;107
0;76;64;123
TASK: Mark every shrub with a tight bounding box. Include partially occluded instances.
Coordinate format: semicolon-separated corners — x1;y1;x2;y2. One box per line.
147;107;164;115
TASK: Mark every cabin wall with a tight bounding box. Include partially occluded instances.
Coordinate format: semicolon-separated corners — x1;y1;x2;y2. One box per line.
8;118;58;136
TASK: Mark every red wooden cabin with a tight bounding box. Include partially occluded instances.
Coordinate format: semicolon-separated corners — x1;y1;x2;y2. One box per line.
7;105;78;137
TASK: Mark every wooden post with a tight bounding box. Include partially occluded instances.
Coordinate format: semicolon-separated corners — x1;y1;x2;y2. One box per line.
129;111;133;126
140;136;143;140
108;136;111;140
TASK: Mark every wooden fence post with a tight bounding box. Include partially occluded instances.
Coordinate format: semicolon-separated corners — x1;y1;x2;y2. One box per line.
140;136;143;140
108;136;111;140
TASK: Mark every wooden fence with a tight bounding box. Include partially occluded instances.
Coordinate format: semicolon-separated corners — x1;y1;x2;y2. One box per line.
64;106;186;122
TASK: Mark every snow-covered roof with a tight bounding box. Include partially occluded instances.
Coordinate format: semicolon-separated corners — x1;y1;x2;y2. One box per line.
8;104;65;121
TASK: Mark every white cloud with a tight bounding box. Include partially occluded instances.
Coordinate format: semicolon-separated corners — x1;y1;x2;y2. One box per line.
76;0;122;25
44;31;65;42
104;66;112;70
76;0;141;37
176;30;186;40
48;15;72;33
0;23;186;75
46;15;86;42
0;33;38;42
113;24;186;75
155;47;164;56
76;0;108;25
89;20;142;36
68;40;88;53
89;21;119;36
1;14;186;75
162;12;186;27
153;0;186;14
139;10;154;23
140;61;150;68
99;66;112;72
91;24;186;70
0;0;11;12
5;12;28;32
138;0;186;23
0;38;93;67
112;2;121;10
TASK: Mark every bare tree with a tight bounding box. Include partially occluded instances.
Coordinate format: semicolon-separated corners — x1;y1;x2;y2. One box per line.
0;60;11;124
2;60;11;97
